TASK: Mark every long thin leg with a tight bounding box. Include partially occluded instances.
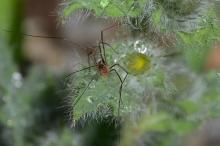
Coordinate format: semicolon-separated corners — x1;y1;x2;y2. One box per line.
97;41;116;65
98;41;118;62
2;28;64;40
99;23;121;63
98;42;105;62
91;42;118;54
102;42;118;54
73;76;95;106
100;29;107;62
87;53;92;72
110;69;128;116
65;65;96;80
93;52;98;65
2;28;90;51
110;63;128;74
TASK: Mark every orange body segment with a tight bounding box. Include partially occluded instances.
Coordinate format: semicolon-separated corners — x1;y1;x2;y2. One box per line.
100;66;110;76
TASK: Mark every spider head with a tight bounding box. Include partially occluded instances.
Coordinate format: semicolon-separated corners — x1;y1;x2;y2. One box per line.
97;59;106;68
97;59;109;76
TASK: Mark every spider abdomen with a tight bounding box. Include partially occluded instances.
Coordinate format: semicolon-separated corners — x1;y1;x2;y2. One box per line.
99;66;110;76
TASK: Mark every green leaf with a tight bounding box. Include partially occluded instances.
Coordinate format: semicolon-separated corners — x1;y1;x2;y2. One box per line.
63;3;85;17
177;99;199;114
177;32;192;44
105;3;125;17
152;7;162;26
171;120;196;135
140;113;171;132
100;0;110;8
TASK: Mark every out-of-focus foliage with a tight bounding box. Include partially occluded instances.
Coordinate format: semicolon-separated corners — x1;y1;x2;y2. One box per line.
0;1;75;146
120;70;220;146
177;9;220;71
38;129;76;146
0;35;75;146
151;0;208;31
0;0;14;29
0;0;29;72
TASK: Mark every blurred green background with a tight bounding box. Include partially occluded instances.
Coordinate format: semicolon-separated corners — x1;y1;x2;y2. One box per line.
1;0;220;146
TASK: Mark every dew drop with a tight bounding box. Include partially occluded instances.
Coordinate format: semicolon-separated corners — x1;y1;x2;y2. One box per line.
89;81;96;89
11;72;23;88
87;96;94;103
134;40;148;54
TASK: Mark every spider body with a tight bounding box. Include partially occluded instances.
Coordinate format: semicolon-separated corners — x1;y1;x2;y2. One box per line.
66;23;128;116
96;59;110;76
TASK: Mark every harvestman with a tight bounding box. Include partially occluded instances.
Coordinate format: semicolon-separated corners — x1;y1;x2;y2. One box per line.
66;23;128;116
